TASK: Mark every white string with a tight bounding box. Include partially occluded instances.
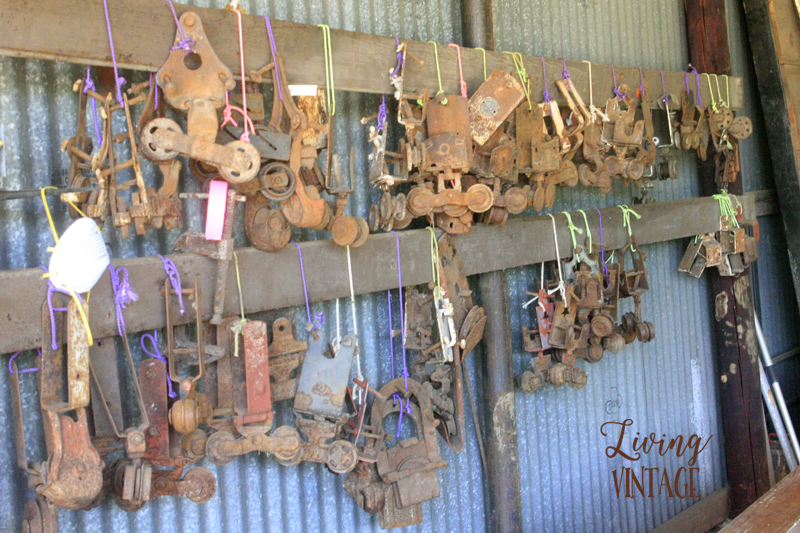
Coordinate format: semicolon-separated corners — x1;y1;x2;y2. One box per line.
583;60;609;123
346;245;363;381
547;214;568;307
522;263;547;309
332;298;342;355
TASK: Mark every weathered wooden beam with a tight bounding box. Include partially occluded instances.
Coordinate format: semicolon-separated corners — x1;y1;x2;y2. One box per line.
0;0;744;109
0;194;756;355
686;0;771;515
650;487;730;533
743;0;800;313
720;468;800;532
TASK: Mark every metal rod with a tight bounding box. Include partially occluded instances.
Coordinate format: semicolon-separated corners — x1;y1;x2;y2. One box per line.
755;313;800;464
759;359;798;471
461;360;488;476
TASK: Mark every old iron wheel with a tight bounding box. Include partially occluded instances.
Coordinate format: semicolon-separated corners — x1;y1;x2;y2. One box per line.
183;467;217;503
218;140;261;184
466;183;494;213
205;430;236;466
182;429;208;462
259;161;297;201
517;370;541;394
272;426;303;466
351;217;370;247
326;440;358;474
244;193;291;252
139;118;181;162
406;186;434;217
585;344;605;364
22;496;57;533
368;204;381;232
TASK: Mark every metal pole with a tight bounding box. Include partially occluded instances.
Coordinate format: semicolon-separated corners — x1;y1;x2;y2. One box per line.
759;359;798;471
755;313;800;463
461;0;493;54
478;271;522;533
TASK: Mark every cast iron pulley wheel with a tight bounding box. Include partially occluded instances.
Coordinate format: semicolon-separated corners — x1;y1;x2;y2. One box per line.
182;467;217;503
139;118;181;162
259;161;297;201
218;140;261;184
205;430;236;466
189;158;222;183
244;192;292;252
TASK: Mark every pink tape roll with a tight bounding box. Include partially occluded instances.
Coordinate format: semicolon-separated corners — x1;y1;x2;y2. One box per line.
205;180;229;241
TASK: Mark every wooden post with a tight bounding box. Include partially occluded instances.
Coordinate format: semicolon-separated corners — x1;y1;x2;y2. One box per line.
685;0;771;516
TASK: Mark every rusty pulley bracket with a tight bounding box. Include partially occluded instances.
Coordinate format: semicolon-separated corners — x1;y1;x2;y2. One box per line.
346;377;448;529
267;318;308;402
295;333;356;419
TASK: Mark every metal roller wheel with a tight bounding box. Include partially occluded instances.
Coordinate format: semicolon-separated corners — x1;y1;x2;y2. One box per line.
259;161;297;201
183;467;217;504
326;440;358;474
272;426;303;466
205;430;236;466
219;140;261;184
139;118;181;162
22;496;58;533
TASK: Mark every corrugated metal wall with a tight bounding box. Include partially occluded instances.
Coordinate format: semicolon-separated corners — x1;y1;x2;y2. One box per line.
0;0;795;531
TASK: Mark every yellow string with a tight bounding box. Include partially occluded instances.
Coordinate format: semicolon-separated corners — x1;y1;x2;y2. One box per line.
318;24;336;117
41;187;60;244
618;205;641;251
560;211;583;251
577;209;592;253
475;47;487;81
703;73;717;112
503;51;531;110
65;197;88;218
230;252;248;357
428;41;447;104
40;189;93;346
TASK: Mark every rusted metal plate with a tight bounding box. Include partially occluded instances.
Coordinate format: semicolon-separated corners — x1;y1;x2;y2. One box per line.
140;359;171;466
40;296;67;411
89;339;124;439
267;318;307;402
294;333;356;418
469;70;525;146
241;320;273;425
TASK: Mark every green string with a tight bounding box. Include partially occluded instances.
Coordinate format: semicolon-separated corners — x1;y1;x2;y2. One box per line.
503;51;531;110
428;41;447;104
618;205;642;251
720;75;730;109
713;190;740;229
577;209;592;254
703;73;717;112
561;211;583;253
318;24;336;117
475;47;487;81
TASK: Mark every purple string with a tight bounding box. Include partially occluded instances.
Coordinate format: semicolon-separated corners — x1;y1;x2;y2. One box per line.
593;208;609;278
659;69;666;97
83;67;103;147
390;37;403;78
262;17;283;101
109;264;138;337
291;242;319;331
562;59;571;91
40;266;78;351
390;231;411;438
151;73;159;111
141;330;176;398
377;95;388;131
101;0;127;108
611;64;624;99
158;255;184;316
9;350;41;374
541;57;550;103
688;64;702;107
165;0;195;54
